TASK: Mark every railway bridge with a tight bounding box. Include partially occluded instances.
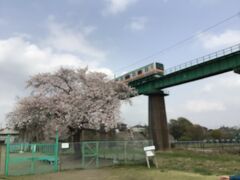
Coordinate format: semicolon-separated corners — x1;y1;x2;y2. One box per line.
128;43;240;150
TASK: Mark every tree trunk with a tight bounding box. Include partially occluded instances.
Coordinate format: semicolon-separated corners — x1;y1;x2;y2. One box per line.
73;129;82;157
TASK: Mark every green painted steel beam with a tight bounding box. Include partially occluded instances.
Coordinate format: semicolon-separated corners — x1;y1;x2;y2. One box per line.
130;51;240;95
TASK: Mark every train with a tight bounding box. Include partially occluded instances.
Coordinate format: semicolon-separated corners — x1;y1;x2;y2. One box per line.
115;62;164;83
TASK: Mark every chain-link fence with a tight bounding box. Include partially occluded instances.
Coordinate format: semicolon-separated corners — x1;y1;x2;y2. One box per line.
5;138;152;176
59;140;152;171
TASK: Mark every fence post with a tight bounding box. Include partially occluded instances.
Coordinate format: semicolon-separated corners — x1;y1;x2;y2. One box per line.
31;144;35;174
81;142;85;168
54;129;59;172
5;135;10;176
96;142;99;168
124;141;127;164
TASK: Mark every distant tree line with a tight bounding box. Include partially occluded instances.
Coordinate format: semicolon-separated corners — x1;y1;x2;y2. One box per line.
169;117;240;141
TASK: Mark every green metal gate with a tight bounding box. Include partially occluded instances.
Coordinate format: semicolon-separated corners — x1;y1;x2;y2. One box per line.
5;132;59;176
81;141;99;168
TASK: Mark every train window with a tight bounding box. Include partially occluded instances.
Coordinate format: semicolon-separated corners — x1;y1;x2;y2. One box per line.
138;70;143;75
125;74;130;80
156;63;163;70
150;64;154;69
132;72;136;77
145;67;148;72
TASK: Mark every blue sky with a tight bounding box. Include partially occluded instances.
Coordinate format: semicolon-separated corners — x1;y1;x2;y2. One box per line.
0;0;240;128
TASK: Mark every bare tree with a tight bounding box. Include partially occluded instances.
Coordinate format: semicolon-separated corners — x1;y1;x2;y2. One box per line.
7;67;136;142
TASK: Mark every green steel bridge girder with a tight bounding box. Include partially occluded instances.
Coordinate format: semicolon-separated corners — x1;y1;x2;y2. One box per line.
130;51;240;95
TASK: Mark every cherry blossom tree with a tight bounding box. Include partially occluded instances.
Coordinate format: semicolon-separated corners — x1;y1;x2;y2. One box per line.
7;67;136;142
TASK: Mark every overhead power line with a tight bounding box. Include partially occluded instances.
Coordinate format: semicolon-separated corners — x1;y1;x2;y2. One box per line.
114;11;240;74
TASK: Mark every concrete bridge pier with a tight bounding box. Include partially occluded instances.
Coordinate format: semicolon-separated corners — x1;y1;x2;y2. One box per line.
148;91;170;150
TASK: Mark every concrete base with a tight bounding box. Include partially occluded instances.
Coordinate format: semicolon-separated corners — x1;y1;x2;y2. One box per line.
148;93;170;150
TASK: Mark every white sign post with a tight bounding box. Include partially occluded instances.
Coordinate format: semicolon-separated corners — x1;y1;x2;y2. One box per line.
143;146;158;168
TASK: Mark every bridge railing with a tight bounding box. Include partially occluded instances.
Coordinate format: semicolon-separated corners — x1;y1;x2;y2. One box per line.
164;43;240;75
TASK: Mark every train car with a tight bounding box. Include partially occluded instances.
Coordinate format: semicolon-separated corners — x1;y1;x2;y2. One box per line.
115;62;164;83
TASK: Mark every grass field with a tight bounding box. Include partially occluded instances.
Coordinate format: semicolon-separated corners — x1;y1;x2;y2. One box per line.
156;150;240;175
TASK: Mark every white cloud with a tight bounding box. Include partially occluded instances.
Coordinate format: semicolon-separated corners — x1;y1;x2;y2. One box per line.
103;0;138;15
44;20;106;61
199;30;240;50
121;95;148;126
83;26;97;35
0;37;85;73
218;75;240;88
0;20;113;125
201;74;240;93
127;17;147;31
185;99;226;113
0;37;79;125
202;84;214;92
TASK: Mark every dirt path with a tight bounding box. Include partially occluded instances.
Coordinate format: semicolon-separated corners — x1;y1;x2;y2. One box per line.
5;167;218;180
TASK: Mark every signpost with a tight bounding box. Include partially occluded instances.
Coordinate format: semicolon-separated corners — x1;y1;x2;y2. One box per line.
143;146;158;168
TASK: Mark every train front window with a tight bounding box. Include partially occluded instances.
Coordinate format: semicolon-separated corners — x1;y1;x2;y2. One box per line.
125;74;130;80
156;63;163;70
